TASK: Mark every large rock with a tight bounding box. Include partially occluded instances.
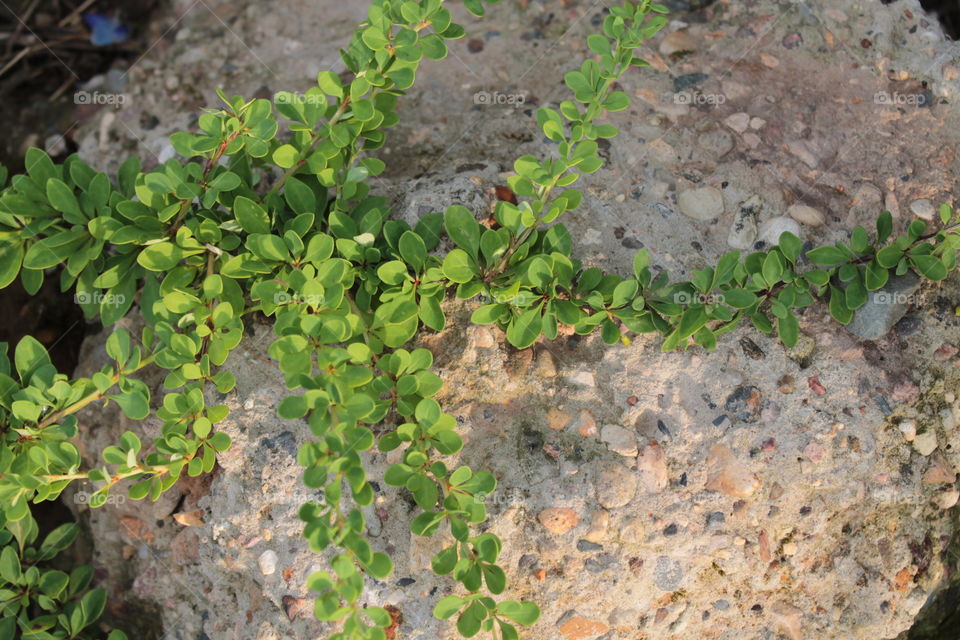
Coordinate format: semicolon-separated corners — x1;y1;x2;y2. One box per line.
66;0;960;638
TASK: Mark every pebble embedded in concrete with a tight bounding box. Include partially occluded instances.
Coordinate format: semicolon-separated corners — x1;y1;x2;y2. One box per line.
601;424;639;457
758;216;801;245
538;508;580;535
786;204;825;226
258;550;278;575
679;186;725;221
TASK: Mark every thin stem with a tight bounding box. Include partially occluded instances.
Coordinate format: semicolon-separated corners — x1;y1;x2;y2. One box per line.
35;353;156;430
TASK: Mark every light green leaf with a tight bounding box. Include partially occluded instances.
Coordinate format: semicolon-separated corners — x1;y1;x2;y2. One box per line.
234;196;271;234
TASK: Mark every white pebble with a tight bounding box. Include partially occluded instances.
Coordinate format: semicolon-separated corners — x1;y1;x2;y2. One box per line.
898;420;916;442
723;112;751;134
786;204;825;227
758;216;802;245
910;199;936;221
258;549;278;575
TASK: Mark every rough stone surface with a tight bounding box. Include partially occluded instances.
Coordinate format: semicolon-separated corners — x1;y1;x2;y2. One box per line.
727;195;761;250
846;273;922;340
705;444;761;497
65;0;960;639
538;508;580;535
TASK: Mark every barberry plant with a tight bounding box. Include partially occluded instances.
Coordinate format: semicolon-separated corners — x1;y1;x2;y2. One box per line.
0;0;958;639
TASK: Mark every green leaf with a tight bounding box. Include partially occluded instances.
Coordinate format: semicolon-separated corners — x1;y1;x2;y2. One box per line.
434;596;465;620
505;306;542;349
498;620;520;640
939;203;953;225
483;564;507;594
444;206;481;259
604;91;630;111
496;601;540;626
910;254;949;281
777;231;802;264
378;260;409;285
0;615;14;640
79;587;107;628
419;295;445;331
285;178;317;214
471;303;505;325
864;259;889;291
0;241;23;288
442;249;478;283
721;288;757;309
317;71;343;98
828;285;853;324
876;245;903;268
247;233;291;262
777;312;799;348
365;552;393;579
410;511;444;537
15;335;50;382
806;245;848;267
40;523;79;555
431;546;458;575
278;395;307;419
457;604;484;637
23;229;88;269
209;171;241;191
0;545;21;583
845;273;868;310
421;34;448;60
674;306;708;341
399;231;427;271
526;257;552;287
761;252;783;286
850;226;870;254
272;144;299;169
46;178;82;218
137;241;184;271
876;210;893;243
234;196;271;234
587;33;609;55
110;392;149;420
